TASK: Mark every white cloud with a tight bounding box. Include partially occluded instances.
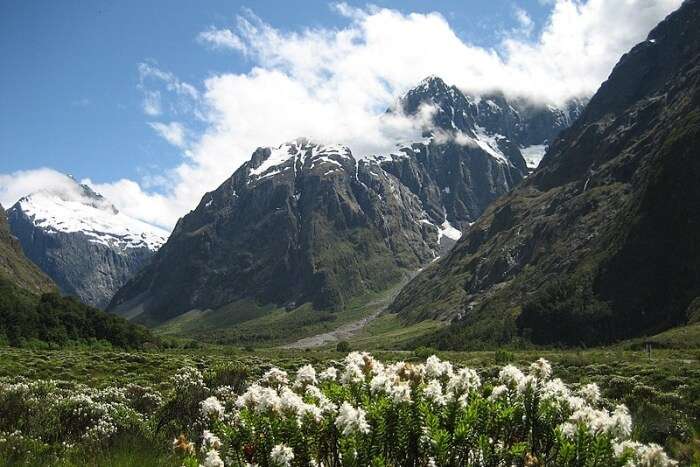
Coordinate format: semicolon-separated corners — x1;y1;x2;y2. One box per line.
1;0;683;232
148;121;187;148
142;90;162;116
198;28;247;53
0;168;76;209
514;7;534;36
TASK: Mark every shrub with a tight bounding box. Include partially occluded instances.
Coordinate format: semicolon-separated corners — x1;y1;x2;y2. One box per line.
336;340;351;353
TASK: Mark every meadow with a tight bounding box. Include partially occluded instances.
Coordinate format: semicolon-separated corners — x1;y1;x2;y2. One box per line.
0;345;698;466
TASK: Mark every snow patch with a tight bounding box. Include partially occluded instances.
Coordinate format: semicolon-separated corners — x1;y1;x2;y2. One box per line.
520;144;547;169
16;191;167;251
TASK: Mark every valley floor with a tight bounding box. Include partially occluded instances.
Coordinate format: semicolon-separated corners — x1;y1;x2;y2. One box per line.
0;345;699;464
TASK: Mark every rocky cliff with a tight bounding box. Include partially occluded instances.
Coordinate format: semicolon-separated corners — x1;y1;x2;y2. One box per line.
391;0;700;348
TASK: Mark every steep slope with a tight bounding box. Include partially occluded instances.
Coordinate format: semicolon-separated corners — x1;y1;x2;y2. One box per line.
372;76;583;251
8;177;167;308
391;0;700;348
0;277;155;348
109;77;583;330
110;140;440;326
0;204;55;294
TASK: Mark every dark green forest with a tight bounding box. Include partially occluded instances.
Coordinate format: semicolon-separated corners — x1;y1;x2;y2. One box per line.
0;278;155;349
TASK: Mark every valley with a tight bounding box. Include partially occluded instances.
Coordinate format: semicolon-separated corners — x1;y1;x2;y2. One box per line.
0;0;698;464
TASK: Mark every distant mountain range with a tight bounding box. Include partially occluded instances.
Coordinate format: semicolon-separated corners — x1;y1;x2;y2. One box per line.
107;77;584;328
391;0;700;348
7;178;166;308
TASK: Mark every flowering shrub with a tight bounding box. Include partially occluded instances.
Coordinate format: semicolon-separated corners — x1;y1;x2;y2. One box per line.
174;353;677;466
0;354;680;466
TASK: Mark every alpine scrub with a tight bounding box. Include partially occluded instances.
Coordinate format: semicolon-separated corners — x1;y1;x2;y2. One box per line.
0;353;679;466
176;353;676;467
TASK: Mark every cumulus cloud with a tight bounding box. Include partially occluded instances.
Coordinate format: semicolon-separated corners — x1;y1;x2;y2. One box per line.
0;169;78;209
0;0;683;231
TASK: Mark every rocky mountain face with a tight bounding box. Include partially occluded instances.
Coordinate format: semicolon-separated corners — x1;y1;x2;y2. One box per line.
109;77;582;327
0;204;56;294
8;178;167;308
391;0;700;348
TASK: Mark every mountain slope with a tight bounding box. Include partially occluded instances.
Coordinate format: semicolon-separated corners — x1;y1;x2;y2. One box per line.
109;78;583;331
0;204;56;294
8;177;167;308
390;0;700;348
110;140;441;326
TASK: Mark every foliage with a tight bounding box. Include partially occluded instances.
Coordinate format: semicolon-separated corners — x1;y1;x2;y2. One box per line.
517;276;614;346
336;341;351;353
0;278;155;349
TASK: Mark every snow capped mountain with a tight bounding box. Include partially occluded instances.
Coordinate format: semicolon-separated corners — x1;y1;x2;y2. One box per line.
15;186;166;251
109;76;584;328
399;75;586;171
8;177;167;308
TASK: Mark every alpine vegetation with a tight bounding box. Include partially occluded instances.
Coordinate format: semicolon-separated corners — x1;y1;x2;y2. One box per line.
0;352;681;466
163;353;673;466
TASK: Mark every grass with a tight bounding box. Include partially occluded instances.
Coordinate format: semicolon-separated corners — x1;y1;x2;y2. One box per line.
155;278;410;347
347;312;445;349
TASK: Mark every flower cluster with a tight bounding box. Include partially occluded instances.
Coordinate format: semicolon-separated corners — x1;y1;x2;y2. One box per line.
171;352;677;467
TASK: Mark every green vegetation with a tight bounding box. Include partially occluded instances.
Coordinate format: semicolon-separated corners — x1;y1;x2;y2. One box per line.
0;347;697;465
335;340;350;352
156;279;406;347
0;204;56;295
0;278;155;349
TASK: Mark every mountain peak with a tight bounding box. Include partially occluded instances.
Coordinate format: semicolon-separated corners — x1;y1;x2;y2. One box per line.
11;179;167;252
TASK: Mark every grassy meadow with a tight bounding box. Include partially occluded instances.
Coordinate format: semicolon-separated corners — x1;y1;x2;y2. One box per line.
0;344;698;465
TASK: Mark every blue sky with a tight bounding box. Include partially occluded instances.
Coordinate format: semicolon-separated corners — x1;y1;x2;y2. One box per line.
0;0;681;228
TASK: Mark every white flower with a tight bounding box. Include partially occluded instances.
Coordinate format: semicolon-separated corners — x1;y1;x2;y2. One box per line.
295;364;317;386
446;368;481;398
262;367;289;386
540;378;570;407
609;404;632;439
516;374;536;395
388;381;412;404
498;365;525;388
335;402;370;436
488;384;509;401
340;363;364;385
236;384;281;413
201;430;221;451
279;387;305;414
424;379;447;406
370;374;389;394
529;358;552;380
318;367;337;381
270;443;294;467
202;449;224;467
561;403;631;439
424;355;452;379
614;440;677;466
200;396;224;419
579;383;601;404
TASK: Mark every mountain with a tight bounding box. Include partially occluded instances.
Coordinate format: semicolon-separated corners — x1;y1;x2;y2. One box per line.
390;0;700;348
8;177;167;308
0;203;56;294
108;78;583;330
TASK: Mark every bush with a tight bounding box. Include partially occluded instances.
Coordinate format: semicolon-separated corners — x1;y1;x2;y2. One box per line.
413;346;436;359
336;340;351;353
